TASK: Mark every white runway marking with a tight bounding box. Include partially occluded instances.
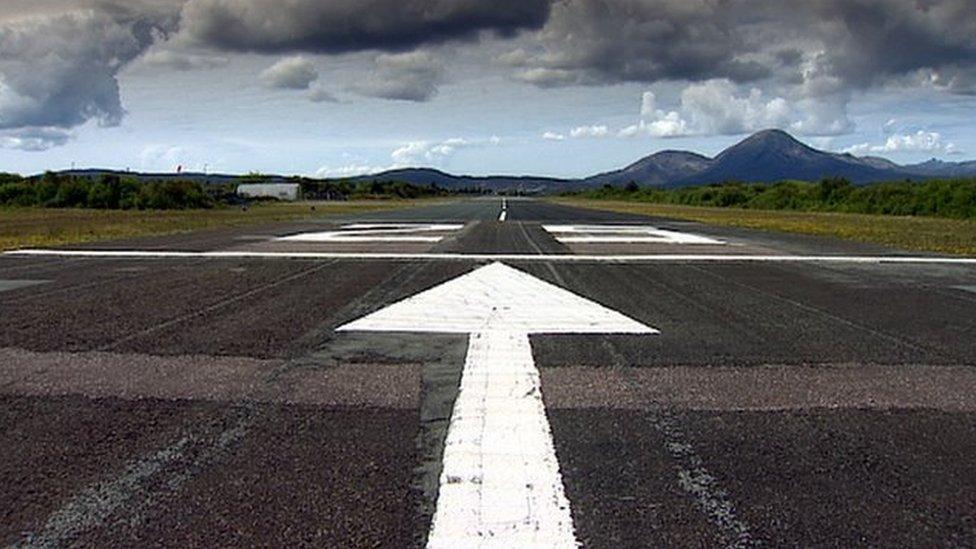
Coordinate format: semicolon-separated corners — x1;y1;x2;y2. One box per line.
338;263;656;547
544;224;725;245
8;249;976;265
498;210;508;221
278;223;463;242
0;279;49;293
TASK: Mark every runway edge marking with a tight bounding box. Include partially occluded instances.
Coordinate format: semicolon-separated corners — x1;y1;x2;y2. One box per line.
337;262;657;547
7;249;976;264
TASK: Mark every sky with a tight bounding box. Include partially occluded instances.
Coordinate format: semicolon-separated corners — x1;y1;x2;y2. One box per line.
1;0;975;179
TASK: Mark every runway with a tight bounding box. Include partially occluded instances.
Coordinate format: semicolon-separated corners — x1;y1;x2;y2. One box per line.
2;197;975;546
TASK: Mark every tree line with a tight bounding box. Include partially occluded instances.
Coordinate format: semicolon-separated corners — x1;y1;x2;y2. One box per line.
575;177;976;220
0;172;481;210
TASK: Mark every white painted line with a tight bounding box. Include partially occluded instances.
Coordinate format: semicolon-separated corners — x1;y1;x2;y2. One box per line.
498;210;508;222
7;249;976;264
341;223;463;230
278;223;463;243
338;263;656;547
544;224;725;245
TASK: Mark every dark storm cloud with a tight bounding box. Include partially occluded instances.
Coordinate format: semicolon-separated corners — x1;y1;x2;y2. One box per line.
810;0;976;90
513;0;976;93
0;2;180;131
179;0;552;54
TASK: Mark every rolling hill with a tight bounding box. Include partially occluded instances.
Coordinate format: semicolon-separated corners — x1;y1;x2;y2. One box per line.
52;130;976;193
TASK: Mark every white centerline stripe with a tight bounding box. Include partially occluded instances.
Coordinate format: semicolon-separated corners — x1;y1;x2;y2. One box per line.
499;210;508;222
428;330;576;547
6;249;976;264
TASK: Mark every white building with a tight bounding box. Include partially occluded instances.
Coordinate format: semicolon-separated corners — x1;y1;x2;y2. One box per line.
236;183;302;201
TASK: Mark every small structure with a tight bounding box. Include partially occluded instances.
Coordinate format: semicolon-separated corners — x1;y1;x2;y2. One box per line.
236;183;302;201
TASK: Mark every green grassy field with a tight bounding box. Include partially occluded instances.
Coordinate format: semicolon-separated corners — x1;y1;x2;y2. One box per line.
553;198;976;256
0;200;433;252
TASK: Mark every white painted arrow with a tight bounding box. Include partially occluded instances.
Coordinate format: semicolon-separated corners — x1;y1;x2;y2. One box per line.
338;262;657;548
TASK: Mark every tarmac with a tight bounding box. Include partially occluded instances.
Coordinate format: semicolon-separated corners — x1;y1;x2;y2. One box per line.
1;197;974;546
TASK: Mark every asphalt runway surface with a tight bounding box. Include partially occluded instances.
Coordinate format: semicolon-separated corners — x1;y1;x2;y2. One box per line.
2;197;975;547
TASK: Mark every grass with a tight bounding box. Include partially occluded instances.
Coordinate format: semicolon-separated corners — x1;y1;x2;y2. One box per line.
552;197;976;256
0;199;436;252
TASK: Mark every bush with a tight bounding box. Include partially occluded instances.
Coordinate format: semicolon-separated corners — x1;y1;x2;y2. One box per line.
0;173;214;210
573;177;976;220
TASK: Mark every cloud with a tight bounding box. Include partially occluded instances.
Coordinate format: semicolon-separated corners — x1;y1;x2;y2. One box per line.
0;9;166;131
178;0;551;55
315;164;388;178
569;125;609;138
0;2;183;150
510;0;976;101
350;52;444;101
619;91;690;137
260;56;318;90
508;0;976;128
510;0;773;87
541;131;565;141
0;127;72;151
137;48;228;71
680;80;794;136
844;130;960;155
391;137;471;165
621;83;851;139
307;86;339;103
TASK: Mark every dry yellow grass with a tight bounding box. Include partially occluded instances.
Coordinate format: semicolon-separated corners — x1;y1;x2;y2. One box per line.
0;200;434;251
553;198;976;256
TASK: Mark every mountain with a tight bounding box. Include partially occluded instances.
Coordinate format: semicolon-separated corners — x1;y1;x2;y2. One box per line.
347;167;577;193
51;130;976;193
584;150;713;186
674;129;916;186
903;158;976;178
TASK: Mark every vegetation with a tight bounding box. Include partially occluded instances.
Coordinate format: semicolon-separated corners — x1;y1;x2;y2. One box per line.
298;178;477;200
0;172;214;209
574;177;976;220
0;172;481;210
0;200;428;252
554;198;976;256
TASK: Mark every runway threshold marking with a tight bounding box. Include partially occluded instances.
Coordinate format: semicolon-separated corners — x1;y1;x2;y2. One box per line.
544;224;725;244
277;223;464;243
338;262;657;547
8;249;976;264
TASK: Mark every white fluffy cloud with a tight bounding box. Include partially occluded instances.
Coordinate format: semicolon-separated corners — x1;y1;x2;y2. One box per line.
569;125;609;138
619;91;690;138
391;138;471;165
542;131;565;141
620;82;852;139
844;131;960;155
315;164;388;177
679;80;793;136
260;56;319;90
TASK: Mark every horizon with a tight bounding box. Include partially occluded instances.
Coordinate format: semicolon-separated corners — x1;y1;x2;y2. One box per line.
1;2;975;178
24;129;976;181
